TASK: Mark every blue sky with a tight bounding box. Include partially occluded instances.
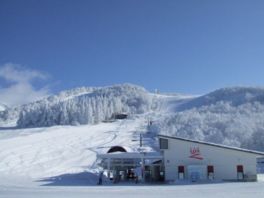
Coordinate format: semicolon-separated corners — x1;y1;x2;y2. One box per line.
1;0;264;104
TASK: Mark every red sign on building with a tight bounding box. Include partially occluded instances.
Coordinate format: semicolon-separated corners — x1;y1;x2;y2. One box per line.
189;147;203;160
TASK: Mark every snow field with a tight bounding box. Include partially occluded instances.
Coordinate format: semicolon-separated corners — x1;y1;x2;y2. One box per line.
1;181;264;198
0;117;148;180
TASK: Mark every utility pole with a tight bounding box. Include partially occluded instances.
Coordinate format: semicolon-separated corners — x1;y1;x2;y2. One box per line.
132;133;146;182
140;133;142;147
132;133;144;148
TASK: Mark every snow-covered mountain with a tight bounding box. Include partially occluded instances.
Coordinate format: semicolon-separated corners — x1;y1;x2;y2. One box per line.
1;84;264;152
176;87;264;111
1;84;264;188
0;87;96;127
151;87;264;151
0;103;20;127
16;84;153;127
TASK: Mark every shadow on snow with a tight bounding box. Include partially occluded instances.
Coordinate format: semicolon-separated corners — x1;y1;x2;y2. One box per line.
36;171;100;186
36;171;229;187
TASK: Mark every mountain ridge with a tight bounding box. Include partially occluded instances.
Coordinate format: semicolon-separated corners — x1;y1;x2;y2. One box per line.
0;84;264;151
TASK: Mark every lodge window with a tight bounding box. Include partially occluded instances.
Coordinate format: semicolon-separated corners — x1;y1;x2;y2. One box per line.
207;165;214;180
178;165;185;179
207;165;214;174
178;166;185;173
237;165;244;180
159;138;168;149
237;165;244;173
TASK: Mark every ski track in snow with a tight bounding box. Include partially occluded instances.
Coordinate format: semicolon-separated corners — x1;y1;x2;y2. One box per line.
0;116;149;184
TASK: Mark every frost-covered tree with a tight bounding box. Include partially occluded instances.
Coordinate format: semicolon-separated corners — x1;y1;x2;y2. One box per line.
149;87;264;151
17;84;153;127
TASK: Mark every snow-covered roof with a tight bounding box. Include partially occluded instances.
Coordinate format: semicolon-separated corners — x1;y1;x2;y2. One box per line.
158;135;264;156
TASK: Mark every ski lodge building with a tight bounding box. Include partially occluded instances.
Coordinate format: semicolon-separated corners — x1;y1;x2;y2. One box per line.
98;135;264;183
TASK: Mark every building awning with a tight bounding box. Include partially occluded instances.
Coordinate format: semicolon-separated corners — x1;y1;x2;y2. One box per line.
97;152;163;160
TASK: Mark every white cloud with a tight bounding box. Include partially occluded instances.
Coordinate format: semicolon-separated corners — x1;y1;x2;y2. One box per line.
0;63;50;107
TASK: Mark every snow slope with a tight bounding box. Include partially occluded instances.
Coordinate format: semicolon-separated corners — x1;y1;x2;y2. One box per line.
1;117;264;198
0;115;154;183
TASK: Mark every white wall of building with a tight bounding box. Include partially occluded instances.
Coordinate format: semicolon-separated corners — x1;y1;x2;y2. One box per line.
161;137;259;181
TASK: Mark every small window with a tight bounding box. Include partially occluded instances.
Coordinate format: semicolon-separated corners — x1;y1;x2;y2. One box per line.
207;166;214;173
208;165;214;180
237;165;244;180
159;138;168;149
237;165;244;173
178;166;185;179
178;166;185;173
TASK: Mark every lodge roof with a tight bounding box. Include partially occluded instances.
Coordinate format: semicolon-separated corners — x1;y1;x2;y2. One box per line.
158;135;264;156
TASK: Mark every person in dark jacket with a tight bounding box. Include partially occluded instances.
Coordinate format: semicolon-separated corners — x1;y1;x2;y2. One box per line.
98;171;103;185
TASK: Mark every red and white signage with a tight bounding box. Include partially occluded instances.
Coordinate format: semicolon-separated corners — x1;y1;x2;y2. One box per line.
189;147;203;160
